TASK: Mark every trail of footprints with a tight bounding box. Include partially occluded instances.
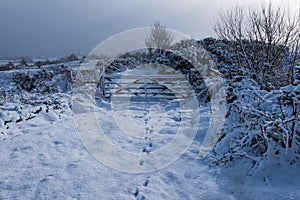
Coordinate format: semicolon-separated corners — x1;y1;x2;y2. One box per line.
132;177;150;200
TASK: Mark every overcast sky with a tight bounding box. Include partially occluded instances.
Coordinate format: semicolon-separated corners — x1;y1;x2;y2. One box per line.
0;0;299;58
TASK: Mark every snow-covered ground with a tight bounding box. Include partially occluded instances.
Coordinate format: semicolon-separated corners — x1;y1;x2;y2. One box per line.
0;56;300;199
1;95;299;199
0;96;224;199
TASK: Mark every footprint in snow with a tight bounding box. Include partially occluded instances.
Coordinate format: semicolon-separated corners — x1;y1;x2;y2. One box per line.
132;178;150;199
143;178;150;187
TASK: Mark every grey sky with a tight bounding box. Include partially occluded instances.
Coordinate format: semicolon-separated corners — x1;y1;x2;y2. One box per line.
0;0;299;57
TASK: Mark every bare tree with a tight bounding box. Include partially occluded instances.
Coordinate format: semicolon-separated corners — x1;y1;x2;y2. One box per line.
213;2;299;87
213;5;245;42
145;21;175;54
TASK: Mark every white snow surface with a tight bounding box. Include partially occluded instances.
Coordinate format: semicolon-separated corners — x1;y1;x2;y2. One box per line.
0;62;299;199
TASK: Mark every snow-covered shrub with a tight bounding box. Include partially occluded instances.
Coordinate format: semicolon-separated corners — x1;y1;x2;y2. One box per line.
212;2;299;91
0;62;15;71
201;38;291;91
213;80;300;174
12;66;72;94
105;57;138;74
13;69;55;93
198;37;300;172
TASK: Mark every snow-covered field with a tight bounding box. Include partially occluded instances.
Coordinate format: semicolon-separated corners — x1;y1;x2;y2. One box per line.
0;55;300;200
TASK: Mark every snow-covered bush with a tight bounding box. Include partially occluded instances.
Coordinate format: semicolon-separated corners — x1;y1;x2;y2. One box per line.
201;38;291;91
196;37;300;173
12;65;72;95
213;78;300;173
213;3;299;91
0;62;15;71
105;57;138;74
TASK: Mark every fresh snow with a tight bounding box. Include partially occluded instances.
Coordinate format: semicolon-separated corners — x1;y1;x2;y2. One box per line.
1;94;299;199
0;54;300;199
